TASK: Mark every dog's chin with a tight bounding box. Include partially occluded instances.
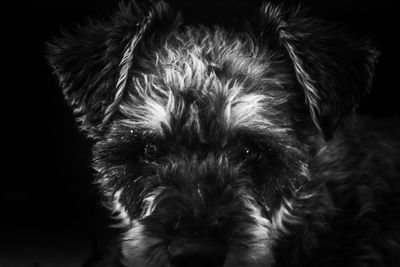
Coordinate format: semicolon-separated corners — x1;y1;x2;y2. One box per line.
122;245;275;267
224;251;275;267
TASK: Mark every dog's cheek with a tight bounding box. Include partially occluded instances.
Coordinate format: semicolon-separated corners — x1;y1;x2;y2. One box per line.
92;137;158;217
249;151;292;210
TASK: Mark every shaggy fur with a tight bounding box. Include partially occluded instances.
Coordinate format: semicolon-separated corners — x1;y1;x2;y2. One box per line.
48;1;400;266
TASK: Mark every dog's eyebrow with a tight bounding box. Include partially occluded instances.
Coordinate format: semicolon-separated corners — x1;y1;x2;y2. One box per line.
120;98;171;135
224;92;290;135
226;93;272;128
119;79;175;135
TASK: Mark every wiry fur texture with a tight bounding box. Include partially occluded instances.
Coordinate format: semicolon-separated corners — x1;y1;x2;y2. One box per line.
48;1;399;266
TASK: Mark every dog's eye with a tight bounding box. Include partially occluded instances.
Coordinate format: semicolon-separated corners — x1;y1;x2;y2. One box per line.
144;143;160;159
241;145;262;161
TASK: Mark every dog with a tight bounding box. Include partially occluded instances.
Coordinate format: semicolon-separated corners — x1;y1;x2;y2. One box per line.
47;0;400;266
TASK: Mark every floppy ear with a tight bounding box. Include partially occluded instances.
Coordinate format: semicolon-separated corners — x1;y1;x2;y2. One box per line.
47;0;181;138
256;2;379;139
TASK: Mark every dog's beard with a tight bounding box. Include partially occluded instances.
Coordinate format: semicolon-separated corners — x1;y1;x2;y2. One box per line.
108;182;307;267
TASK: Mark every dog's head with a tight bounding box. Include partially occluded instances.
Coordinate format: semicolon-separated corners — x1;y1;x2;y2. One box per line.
48;1;378;266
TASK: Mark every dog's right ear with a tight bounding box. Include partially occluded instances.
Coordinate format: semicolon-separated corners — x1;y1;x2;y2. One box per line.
255;2;378;140
47;0;181;139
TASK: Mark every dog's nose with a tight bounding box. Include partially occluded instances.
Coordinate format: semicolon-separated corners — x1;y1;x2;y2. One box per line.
168;240;226;267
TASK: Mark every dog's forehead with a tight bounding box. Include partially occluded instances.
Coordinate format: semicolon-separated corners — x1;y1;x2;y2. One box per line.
119;28;292;139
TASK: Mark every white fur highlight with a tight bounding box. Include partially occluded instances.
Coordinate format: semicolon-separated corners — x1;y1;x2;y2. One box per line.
240;195;275;266
271;198;301;234
110;189;132;228
103;14;153;125
109;190;168;266
121;221;168;267
262;3;321;131
141;187;165;218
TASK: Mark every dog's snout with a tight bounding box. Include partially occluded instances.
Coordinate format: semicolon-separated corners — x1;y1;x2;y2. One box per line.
168;239;226;267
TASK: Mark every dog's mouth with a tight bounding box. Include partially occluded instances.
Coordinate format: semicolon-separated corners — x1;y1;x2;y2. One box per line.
166;243;275;267
167;239;227;267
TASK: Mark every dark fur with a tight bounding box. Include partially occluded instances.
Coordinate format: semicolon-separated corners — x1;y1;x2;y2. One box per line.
48;1;400;266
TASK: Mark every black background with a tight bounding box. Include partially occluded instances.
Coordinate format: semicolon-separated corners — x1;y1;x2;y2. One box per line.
2;0;396;266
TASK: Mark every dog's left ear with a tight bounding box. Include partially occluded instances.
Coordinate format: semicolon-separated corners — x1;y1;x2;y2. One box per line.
256;2;379;139
47;0;181;138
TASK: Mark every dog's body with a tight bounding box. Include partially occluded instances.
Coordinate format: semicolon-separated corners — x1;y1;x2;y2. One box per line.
48;1;400;266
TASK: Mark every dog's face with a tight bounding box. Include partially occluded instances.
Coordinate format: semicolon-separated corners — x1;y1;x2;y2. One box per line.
48;1;377;266
94;28;307;267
